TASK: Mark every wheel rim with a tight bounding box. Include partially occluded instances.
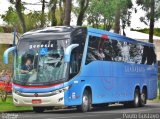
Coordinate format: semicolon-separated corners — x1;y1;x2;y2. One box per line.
83;95;88;111
141;93;146;104
135;93;139;105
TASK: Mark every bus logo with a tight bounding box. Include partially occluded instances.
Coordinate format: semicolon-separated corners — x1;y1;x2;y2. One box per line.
34;93;39;97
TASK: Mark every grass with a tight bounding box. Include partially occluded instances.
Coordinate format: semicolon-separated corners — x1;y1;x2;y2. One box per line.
151;95;160;103
0;96;32;113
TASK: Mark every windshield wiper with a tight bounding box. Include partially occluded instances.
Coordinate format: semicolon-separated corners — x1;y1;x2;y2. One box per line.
43;78;66;85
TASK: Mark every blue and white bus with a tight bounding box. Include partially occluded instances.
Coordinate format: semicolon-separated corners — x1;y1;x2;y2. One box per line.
4;26;158;112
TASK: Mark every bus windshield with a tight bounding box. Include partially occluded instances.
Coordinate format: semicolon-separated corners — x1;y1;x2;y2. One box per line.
14;39;69;85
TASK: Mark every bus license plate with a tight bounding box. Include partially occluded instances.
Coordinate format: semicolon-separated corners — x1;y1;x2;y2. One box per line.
32;99;42;104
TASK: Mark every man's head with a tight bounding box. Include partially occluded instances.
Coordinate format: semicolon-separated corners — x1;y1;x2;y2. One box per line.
25;59;32;65
99;48;103;53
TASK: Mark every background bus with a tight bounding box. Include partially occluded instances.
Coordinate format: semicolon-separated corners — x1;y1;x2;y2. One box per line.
4;26;158;112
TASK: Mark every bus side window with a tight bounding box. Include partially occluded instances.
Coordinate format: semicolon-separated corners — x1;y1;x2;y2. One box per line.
103;39;113;61
141;46;156;65
147;47;156;65
69;33;86;78
141;46;148;64
86;36;100;64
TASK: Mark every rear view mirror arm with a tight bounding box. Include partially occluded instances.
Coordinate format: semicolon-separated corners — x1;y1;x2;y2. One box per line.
64;44;79;63
4;46;16;64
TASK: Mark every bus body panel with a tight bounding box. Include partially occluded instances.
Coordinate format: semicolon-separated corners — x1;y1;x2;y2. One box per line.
64;78;92;106
13;91;65;106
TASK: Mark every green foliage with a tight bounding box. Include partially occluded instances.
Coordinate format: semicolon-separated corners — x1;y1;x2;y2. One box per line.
0;27;4;32
87;0;115;30
48;8;63;26
0;96;32;112
1;7;22;32
25;11;46;31
131;28;160;37
1;7;20;29
1;6;49;32
136;0;160;23
87;0;132;31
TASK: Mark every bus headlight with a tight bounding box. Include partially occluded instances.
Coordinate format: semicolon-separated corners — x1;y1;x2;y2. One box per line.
13;88;22;95
51;85;72;95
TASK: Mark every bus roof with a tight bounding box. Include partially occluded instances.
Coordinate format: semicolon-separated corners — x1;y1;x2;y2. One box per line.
88;27;154;47
21;26;154;47
23;26;80;36
21;26;84;41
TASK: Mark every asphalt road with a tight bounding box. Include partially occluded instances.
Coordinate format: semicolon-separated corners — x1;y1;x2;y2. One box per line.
1;102;160;119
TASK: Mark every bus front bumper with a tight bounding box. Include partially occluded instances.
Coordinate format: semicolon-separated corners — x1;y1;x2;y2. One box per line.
12;92;65;107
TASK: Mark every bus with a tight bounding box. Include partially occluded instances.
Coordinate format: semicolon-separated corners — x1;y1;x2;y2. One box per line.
4;26;158;112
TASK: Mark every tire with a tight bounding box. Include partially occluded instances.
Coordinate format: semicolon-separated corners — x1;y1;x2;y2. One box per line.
140;88;147;107
77;90;92;112
132;88;140;108
33;107;45;113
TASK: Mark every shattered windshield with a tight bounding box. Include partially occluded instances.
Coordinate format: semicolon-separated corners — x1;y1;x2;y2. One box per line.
14;39;69;85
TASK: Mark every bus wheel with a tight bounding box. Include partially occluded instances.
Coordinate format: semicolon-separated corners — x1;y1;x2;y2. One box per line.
140;88;147;107
78;90;91;112
132;88;140;108
33;107;45;113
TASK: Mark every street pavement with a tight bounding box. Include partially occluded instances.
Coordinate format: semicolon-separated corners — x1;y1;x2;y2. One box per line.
1;102;160;119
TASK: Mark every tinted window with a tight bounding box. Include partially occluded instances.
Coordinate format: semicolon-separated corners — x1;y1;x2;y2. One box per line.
141;46;156;65
86;36;101;64
86;35;156;65
69;32;86;78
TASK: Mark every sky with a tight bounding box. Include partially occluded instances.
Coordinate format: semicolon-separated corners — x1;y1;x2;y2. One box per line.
0;0;160;29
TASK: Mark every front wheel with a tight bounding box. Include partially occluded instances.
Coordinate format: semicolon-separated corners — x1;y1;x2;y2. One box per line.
77;90;92;112
33;107;45;113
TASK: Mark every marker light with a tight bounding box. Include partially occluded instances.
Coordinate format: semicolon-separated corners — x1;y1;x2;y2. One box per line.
101;34;108;39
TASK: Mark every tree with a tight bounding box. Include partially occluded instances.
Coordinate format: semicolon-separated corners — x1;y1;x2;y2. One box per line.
64;0;72;25
87;0;132;32
9;0;26;32
48;0;58;26
1;7;19;26
59;0;65;25
1;7;46;32
114;6;121;33
149;0;155;43
25;11;42;31
113;0;133;34
136;0;160;43
87;0;115;30
76;0;89;26
40;0;46;27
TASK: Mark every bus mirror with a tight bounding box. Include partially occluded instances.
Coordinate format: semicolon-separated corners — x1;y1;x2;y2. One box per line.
4;46;16;64
64;44;79;63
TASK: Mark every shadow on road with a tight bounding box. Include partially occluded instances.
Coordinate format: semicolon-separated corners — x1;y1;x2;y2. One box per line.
42;104;153;114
